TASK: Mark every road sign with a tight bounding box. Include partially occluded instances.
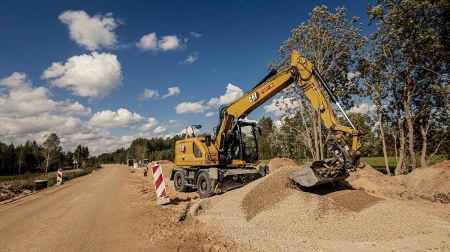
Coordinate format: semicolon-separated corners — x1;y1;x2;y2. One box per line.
150;163;170;205
56;169;63;185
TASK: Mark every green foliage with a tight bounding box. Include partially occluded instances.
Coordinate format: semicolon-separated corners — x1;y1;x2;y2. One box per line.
278;5;367;107
95;135;182;164
74;145;89;167
256;117;277;160
0;135;91;176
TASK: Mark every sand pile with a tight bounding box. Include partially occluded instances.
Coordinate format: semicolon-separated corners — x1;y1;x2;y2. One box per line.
242;166;299;220
194;165;450;251
348;160;450;203
148;160;199;209
267;157;297;173
157;160;178;176
157;160;173;164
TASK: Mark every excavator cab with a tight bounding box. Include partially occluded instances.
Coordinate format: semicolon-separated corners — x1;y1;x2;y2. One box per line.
227;121;259;164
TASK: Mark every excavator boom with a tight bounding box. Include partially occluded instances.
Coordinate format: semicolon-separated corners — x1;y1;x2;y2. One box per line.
213;50;361;187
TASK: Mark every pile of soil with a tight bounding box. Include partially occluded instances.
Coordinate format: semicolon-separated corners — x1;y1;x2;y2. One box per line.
154;160;178;176
141;161;199;213
194;165;450;251
157;160;173;164
0;182;27;201
326;189;382;212
242;166;299;220
267;157;297;173
347;161;450;203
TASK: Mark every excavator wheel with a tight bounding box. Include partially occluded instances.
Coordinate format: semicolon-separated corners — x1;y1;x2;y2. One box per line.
196;171;214;198
173;170;188;192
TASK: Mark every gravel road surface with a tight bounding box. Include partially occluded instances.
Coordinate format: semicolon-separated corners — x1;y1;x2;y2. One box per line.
0;165;251;252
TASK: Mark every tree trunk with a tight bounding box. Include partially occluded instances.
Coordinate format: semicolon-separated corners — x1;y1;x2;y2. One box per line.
420;123;428;168
393;133;398;163
395;115;406;175
317;110;324;160
45;154;49;174
298;101;316;159
403;91;416;170
378;111;391;176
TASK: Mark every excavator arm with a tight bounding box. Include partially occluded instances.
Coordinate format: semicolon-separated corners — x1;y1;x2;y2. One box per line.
214;50;361;187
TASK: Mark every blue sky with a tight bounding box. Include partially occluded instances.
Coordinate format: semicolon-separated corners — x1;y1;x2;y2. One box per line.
0;0;373;154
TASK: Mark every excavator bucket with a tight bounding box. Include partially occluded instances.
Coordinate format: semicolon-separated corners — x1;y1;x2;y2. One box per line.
290;161;349;187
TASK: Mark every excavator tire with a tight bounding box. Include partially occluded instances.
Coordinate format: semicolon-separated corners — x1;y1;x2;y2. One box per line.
196;171;214;198
174;170;188;192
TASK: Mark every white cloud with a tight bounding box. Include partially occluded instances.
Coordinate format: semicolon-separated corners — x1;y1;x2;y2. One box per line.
264;96;300;117
181;52;198;65
139;117;158;132
348;103;376;114
0;72;119;155
205;111;215;117
89;108;144;128
153;126;167;135
175;101;207;114
59;10;119;51
140;88;159;101
158;35;181;51
0;72;31;88
137;33;182;52
42;52;122;99
136;32;157;51
0;72;91;118
207;83;244;107
162;86;181;99
190;31;202;38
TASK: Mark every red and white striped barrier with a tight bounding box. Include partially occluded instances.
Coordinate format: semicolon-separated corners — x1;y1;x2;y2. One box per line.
56;168;63;185
150;163;170;205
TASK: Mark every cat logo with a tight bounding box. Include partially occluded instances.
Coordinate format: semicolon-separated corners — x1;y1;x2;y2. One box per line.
248;92;260;103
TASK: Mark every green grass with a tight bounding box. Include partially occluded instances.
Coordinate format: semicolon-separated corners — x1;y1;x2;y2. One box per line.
0;171;45;182
362;155;446;173
0;164;101;190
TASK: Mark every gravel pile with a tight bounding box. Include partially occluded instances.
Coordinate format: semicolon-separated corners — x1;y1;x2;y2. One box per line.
195;165;450;251
267;157;297;173
348;161;450;203
242;166;299;220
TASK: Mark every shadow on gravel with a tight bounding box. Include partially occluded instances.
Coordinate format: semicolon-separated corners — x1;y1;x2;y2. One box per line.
298;182;352;196
169;197;193;205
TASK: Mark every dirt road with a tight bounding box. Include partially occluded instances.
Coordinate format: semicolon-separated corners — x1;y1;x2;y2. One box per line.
0;165;251;252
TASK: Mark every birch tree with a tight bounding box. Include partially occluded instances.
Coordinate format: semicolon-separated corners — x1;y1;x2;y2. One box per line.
42;133;61;174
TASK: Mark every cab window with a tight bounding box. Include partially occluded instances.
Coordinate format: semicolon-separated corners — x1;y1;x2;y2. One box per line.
193;142;202;158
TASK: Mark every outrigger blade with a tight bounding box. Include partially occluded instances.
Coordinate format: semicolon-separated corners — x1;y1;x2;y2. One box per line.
290;161;349;187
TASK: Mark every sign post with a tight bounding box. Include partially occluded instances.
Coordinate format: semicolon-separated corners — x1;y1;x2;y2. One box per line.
56;168;63;185
149;162;170;205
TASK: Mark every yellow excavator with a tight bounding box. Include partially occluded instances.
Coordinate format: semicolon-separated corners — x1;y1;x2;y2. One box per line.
170;50;362;198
